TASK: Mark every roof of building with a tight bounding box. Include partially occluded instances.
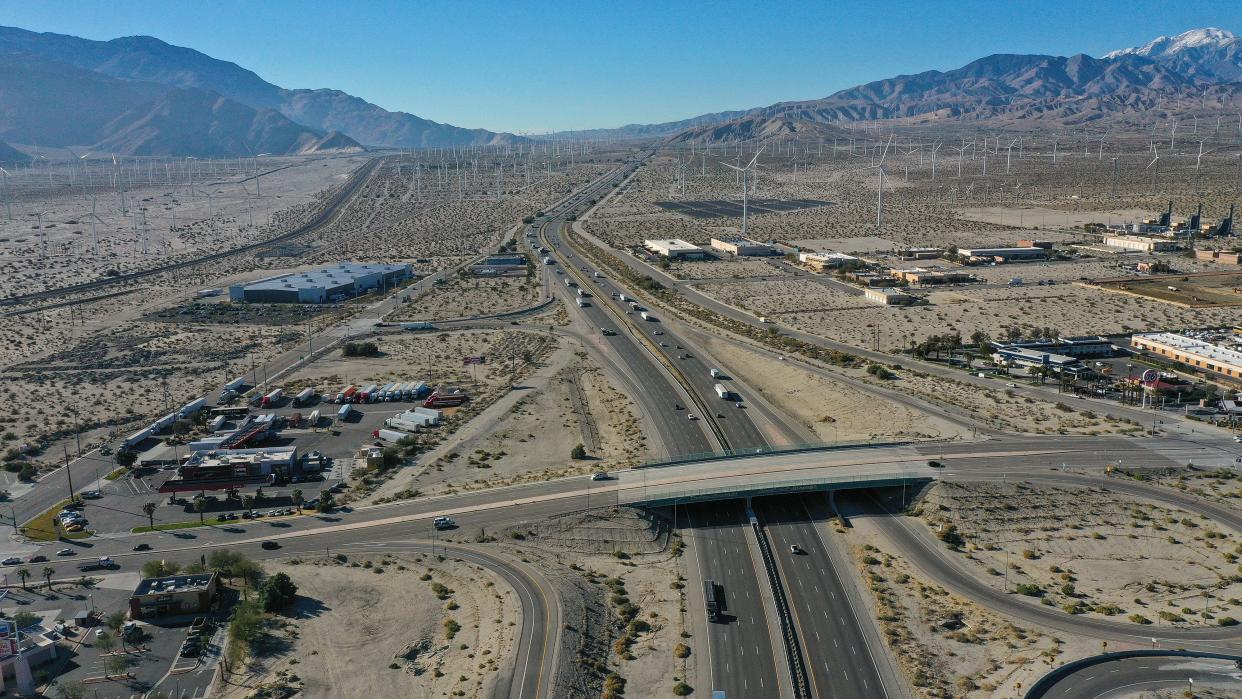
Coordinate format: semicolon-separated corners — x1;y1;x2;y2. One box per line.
133;573;215;597
242;263;410;292
993;346;1082;365
712;236;770;246
644;239;701;252
803;251;858;261
959;247;1046;256
1132;332;1242;368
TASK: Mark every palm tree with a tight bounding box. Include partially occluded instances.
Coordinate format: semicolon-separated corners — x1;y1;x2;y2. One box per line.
15;567;29;590
193;497;206;524
290;489;304;513
142;502;157;531
42;566;54;590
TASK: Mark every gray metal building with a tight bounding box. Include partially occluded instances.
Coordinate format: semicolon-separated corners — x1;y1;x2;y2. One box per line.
229;263;412;303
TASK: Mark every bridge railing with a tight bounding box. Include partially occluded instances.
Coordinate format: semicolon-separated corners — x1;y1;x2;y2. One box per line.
622;471;929;506
632;438;918;471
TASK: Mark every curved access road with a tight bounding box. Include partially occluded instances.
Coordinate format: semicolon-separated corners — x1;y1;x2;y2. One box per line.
1027;653;1242;698
851;466;1242;649
327;541;559;699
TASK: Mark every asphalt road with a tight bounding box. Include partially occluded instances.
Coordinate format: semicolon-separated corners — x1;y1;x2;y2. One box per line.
757;495;887;698
685;502;782;698
1028;654;1242;698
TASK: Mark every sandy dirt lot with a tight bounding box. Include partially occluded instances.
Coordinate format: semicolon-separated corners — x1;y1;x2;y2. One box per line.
218;553;517;699
390;273;544;321
916;481;1242;628
864;370;1142;435
666;257;793;280
839;502;1095;698
697;335;969;441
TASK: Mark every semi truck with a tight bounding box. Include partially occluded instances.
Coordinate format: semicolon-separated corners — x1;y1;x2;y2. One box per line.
223;377;246;392
385;417;425;432
178;397;207;419
335;385;357;403
307;409;321;427
372;428;409;443
260;388;284;408
208;415;226;432
78;556;118;572
292;388;316;407
359;384;380;403
543;257;553;265
576;298;589;308
336;404;353;420
640;312;653;321
618;294;627;302
424;391;469;408
710;368;722;378
704;580;722;622
714;383;732;399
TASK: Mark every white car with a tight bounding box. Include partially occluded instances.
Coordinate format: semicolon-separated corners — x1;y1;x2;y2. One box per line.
1235;435;1242;443
687;414;698;421
1005;382;1018;388
56;548;75;556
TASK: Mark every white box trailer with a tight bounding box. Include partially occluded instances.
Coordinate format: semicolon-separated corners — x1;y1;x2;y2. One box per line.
576;298;589;308
223;377;246;392
121;427;153;451
307;409;321;427
714;383;731;399
412;407;441;424
373;428;409;443
208;415;227;432
640;311;653;321
337;404;353;420
385;417;425;432
178;397;207;419
292;388;316;406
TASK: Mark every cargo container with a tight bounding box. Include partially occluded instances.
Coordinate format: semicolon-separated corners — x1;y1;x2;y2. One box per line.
372;428;409;443
406;381;428;399
292;388;316;407
714;383;732;399
223;377;246;392
337;404;353;420
178;397;207;419
640;311;653;321
385;417;425;432
121;427;153;452
335;385;357;403
307;409;321;427
260;388;284;408
208;415;227;432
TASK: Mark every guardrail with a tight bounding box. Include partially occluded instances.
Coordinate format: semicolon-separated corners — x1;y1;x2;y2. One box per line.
631;438;916;470
751;514;811;699
1024;649;1242;698
624;471;929;507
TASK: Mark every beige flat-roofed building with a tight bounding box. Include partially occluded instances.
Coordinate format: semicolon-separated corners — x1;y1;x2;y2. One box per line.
1103;235;1179;253
864;287;917;305
644;239;704;259
710;236;775;256
1131;332;1242;381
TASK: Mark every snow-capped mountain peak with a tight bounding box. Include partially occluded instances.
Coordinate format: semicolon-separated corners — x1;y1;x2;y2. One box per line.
1105;27;1238;59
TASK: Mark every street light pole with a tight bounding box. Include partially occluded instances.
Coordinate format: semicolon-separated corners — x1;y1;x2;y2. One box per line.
63;445;75;503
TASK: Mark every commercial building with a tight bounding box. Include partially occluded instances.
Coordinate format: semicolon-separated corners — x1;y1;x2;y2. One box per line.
468;255;529;276
863;287;917;305
993;336;1116;359
799;252;860;272
229;263;413;303
1103;235;1179;253
1017;240;1054;249
896;247;943;260
710;236;776;256
889;267;976;285
129;573;218;619
159;446;298;493
957;247;1048;264
991;346;1090;376
1195;249;1242;265
643;239;705;259
1131;332;1242;382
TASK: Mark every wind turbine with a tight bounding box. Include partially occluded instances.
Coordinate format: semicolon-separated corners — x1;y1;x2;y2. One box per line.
1146;153;1160;194
720;147;765;239
869;135;894;230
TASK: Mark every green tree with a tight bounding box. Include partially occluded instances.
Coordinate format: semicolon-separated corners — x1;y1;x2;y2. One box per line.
104;652;130;678
58;680;87;699
18;463;36;482
12;611;38;630
570;444;586;460
193;496;207;524
316;490;335;513
141;559;181;578
115;450;138;468
42;566;54;589
242;494;255;514
142;502;158;530
208;550;243;581
15;567;29;590
290;489;304;512
259;572;299;611
94;630;115;656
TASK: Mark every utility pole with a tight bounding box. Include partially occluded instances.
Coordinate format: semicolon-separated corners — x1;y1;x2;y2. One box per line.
63;445;76;505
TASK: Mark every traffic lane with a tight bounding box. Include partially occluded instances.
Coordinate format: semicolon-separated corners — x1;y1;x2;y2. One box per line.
1031;656;1242;699
686;502;782;699
758;496;885;699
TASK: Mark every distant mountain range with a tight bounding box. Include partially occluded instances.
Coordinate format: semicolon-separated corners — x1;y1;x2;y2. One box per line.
0;25;522;156
589;27;1242;143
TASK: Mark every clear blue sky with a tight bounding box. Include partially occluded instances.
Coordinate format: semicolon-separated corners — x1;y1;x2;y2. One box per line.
2;0;1240;133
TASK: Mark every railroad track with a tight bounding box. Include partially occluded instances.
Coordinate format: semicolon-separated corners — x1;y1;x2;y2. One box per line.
0;157;384;308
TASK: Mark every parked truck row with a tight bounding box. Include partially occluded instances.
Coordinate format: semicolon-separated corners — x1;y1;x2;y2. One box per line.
332;381;429;404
